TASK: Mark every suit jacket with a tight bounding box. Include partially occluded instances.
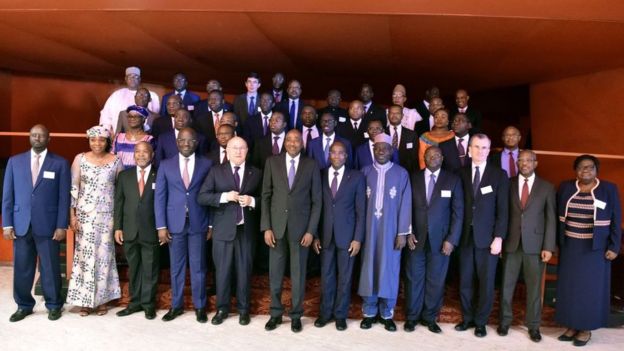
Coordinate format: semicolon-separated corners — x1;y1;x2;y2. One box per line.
439;137;471;174
113;166;158;242
414;100;430;124
335;119;368;150
459;163;509;248
260;154;322;241
251;133;285;170
193;106;232;149
364;102;387;126
413;119;431;137
151;115;174;139
316;106;348;125
306;135;353;170
207;146;229;166
233;93;260;126
353;141;399;170
154;130;208;167
411;169;464;251
154;154;212;233
197;162;262;241
386;125;418;173
2;151;71;236
193;99;234;120
450;106;482;133
320;168;365;249
505;175;556;254
160;91;201;117
242;111;272;150
275;98;304;130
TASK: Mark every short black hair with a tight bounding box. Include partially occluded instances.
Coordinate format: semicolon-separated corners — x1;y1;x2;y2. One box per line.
247;72;261;84
573;154;600;172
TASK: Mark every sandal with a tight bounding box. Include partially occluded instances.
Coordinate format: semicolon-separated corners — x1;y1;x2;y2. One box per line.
95;305;108;316
79;308;92;317
573;331;591;347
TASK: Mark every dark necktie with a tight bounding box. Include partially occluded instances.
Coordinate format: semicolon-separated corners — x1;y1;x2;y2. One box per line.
331;171;339;198
508;151;517;177
427;173;436;204
306;128;313;150
248;96;256;116
222;149;228;164
272;136;280;155
233;166;243;223
353;121;358;131
177;92;182;99
138;168;145;196
472;166;481;196
290;100;296;128
520;177;529;209
263;115;269;136
324;137;331;163
457;138;466;166
392;126;399;149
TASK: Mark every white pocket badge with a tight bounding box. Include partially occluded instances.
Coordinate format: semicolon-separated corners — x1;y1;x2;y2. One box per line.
43;171;55;179
480;185;493;194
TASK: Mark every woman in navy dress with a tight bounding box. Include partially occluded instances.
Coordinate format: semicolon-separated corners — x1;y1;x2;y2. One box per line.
555;155;621;346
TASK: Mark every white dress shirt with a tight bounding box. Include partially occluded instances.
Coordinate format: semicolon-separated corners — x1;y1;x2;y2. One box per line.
286;153;301;175
178;153;196;184
218;162;256;218
322;132;336;150
328;165;345;191
472;161;487;183
518;173;535;199
424;168;440;198
303;126;320;149
136;164;152;183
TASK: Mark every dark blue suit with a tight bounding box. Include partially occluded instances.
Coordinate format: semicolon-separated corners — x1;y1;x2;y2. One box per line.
160;91;201;118
2;150;70;311
154;130;208;167
155;154;212;309
353;141;399;170
458;163;509;326
306;135;353;170
275;98;304;131
319;168;365;320
404;169;463;322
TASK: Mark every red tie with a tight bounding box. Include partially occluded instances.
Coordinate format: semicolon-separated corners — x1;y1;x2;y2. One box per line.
520;178;529;209
508;151;517;177
138;168;145;196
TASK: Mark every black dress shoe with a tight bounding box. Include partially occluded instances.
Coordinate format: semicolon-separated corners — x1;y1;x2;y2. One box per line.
335;319;347;331
529;329;542;342
291;318;302;333
196;308;208;323
239;313;250;325
360;317;376;329
404;319;417;332
314;316;332;328
265;316;282;331
496;325;509;336
9;309;33;322
144;308;156;320
558;329;577;341
573;331;591;347
161;308;184;322
426;321;442;334
211;310;228;325
454;321;476;331
474;325;487;337
48;309;62;321
380;318;397;332
116;305;142;317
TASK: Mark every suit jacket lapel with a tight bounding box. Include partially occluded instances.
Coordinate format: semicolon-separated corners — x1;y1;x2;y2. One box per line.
416;172;428;206
290;156;304;192
142;168;156;199
33;154;52;190
334;169;350;199
511;177;521;210
239;165;252;192
429;171;444;206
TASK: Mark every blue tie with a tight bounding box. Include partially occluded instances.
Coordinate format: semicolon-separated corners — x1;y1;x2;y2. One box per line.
324;137;331;164
288;159;296;189
289;100;296;128
427;174;436;204
248;96;255;116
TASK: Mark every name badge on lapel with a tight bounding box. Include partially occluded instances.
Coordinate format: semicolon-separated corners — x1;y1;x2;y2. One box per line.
406;143;414;149
594;199;606;210
152;183;156;190
339;117;346;123
43;171;55;179
480;185;493;194
187;105;194;111
363;132;370;139
441;190;452;198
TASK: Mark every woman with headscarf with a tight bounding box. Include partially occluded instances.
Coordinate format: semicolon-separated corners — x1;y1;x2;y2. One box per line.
112;105;154;169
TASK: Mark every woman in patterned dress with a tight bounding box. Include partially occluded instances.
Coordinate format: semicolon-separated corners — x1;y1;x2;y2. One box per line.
67;126;123;316
112;105;154;169
555;155;621;346
417;108;455;169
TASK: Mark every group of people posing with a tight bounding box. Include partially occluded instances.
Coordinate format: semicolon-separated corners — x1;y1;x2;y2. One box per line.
2;67;621;348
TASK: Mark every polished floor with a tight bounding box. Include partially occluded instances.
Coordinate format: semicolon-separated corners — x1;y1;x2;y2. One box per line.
1;266;622;351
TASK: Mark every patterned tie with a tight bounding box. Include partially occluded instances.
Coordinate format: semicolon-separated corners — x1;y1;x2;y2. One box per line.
233;166;243;223
392;126;399;149
306;128;313;151
288;159;296;189
520;177;530;209
272;136;280;155
472;166;481;196
427;173;436;204
138;168;145;196
289;100;296;128
324;137;331;163
331;171;339;198
248;96;255;116
508;151;517;177
263;116;269;136
457;138;466;166
213;112;220;131
182;157;190;189
222;149;228;164
32;154;40;186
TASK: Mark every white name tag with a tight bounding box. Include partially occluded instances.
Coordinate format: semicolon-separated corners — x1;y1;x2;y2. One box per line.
480;185;493;194
441;190;452;198
594;199;606;209
339;117;346;123
363;132;370;139
43;171;55;179
406;143;413;149
187;105;194;111
152;183;156;190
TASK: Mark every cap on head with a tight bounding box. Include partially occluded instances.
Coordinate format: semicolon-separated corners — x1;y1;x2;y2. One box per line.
125;66;141;76
373;133;392;145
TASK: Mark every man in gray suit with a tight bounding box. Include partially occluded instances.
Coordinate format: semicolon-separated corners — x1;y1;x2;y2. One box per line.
261;129;322;333
497;150;556;342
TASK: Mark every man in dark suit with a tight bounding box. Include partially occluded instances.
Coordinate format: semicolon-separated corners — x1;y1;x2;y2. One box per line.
194;80;233;118
2;124;70;322
271;72;285;104
275;79;304;130
336;100;368;150
497;150;556;342
251;111;287;170
208;124;235;165
414;97;445;136
193;90;231;150
233;72;261;126
261;129;322;333
449;89;483;134
414;86;440;122
154;109;207;166
312;141;365;331
300;105;320;152
155;127;213;323
160;73;201;117
307;113;352;170
489;126;522;178
113;141;159;320
151;94;182;139
440;113;472;174
455;134;509;337
198;137;262;326
386;104;418;173
359;83;387;126
242;92;274;150
404;146;464;333
353;119;399;170
316;89;348;124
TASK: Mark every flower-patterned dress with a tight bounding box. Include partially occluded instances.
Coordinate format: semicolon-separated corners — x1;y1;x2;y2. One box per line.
66;153;122;307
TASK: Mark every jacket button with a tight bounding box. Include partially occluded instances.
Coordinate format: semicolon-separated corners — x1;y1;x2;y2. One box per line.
285;209;288;213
